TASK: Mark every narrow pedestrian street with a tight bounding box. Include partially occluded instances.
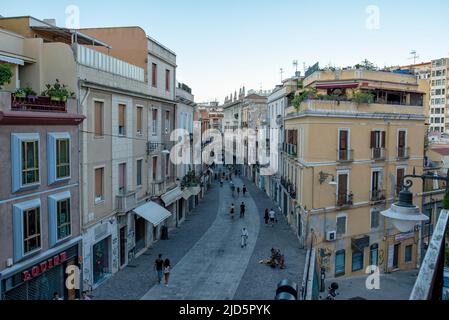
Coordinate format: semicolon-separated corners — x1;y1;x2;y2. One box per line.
92;175;306;300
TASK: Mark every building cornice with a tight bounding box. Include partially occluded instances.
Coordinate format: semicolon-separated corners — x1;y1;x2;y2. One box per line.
285;109;425;121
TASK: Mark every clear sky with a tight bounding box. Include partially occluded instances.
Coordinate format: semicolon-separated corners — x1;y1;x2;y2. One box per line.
1;0;449;103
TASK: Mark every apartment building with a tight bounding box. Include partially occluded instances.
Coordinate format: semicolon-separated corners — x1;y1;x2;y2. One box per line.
266;76;302;210
283;68;428;277
0;17;180;290
428;58;449;133
0;27;85;300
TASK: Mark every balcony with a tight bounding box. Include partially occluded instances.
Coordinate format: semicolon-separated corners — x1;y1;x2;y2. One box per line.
11;95;67;112
370;189;386;203
284;143;297;157
150;180;166;197
336;192;354;208
371;147;386;161
276;115;283;126
337;149;354;163
147;142;164;155
116;189;137;214
397;147;410;159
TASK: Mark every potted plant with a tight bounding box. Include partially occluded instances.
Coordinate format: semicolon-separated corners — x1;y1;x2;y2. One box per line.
23;87;37;100
42;79;73;102
14;88;26;98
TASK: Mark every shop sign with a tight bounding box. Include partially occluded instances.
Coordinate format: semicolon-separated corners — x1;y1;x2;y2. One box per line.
22;252;67;281
394;231;415;242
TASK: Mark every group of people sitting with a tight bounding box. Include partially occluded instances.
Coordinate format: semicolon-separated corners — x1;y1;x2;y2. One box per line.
260;248;285;269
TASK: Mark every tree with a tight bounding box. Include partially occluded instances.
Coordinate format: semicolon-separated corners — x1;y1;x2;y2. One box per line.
0;64;13;89
354;59;378;71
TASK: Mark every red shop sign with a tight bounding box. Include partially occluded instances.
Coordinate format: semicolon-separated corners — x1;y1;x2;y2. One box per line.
22;252;67;282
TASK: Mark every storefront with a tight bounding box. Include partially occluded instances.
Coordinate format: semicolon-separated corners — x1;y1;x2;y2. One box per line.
133;201;172;243
161;187;183;228
0;238;81;300
92;236;111;285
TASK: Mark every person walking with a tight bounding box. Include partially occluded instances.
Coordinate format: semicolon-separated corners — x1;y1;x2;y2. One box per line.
154;254;164;284
269;208;276;227
229;203;235;219
240;202;246;218
237;187;240;197
163;258;171;286
81;291;92;300
241;227;248;248
242;185;247;197
264;208;269;225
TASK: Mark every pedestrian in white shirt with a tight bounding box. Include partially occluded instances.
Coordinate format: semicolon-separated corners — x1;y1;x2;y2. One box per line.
269;209;276;227
241;227;248;248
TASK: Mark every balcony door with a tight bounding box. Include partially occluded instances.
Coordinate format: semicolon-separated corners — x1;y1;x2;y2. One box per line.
370;130;385;159
338;129;349;161
119;163;126;193
398;130;406;157
337;173;348;206
371;170;383;200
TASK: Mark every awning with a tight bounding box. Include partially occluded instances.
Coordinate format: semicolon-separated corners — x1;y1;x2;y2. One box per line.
0;54;24;66
182;188;192;200
133;201;172;227
191;186;201;196
316;82;359;90
161;186;183;206
351;235;370;251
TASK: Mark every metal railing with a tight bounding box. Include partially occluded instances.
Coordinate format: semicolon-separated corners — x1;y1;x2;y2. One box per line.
336;192;354;207
371;147;386;160
410;209;449;300
11;95;67;112
370;189;386;202
337;149;354;162
397;146;410;159
116;189;137;213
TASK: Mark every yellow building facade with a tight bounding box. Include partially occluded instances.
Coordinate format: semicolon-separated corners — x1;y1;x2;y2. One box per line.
283;69;428;278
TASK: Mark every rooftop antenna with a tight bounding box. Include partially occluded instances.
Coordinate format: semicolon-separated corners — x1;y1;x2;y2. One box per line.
409;50;420;65
293;60;298;73
280;68;284;82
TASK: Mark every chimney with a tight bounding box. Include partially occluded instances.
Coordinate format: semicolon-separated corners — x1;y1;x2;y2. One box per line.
43;19;57;26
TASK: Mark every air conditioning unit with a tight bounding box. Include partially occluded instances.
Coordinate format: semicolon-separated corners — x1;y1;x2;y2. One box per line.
326;231;337;242
6;258;13;267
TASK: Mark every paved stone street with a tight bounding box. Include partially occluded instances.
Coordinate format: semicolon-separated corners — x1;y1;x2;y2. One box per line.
92;173;306;300
322;269;418;300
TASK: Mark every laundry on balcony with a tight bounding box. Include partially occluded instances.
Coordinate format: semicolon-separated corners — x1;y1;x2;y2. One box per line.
133;201;172;227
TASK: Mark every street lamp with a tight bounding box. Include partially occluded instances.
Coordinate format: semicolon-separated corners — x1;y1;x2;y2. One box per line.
380;168;449;232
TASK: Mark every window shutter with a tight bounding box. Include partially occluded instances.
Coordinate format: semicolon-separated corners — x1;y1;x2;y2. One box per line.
398;131;406;147
119;105;125;127
95;102;103;135
339;131;348;150
137;107;142;132
95;168;102;197
370;131;375;149
381;131;386;148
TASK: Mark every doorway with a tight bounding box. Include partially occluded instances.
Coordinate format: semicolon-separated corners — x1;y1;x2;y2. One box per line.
135;217;146;253
119;227;126;267
393;243;400;269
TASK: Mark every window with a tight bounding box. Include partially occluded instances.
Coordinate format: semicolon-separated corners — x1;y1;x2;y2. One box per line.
165;69;170;91
405;245;413;263
371;210;380;229
152;63;157;87
371;170;383;201
56;138;70;179
165;154;170;176
336;215;347;235
352;250;364;272
137;159;142;187
397;130;407;158
165;111;170;134
57;198;71;241
152;109;158;135
152;157;158;180
95;167;104;203
118;104;126;135
119;163;126;192
94;101;104;136
338;129;349;161
136;106;143;134
335;250;345;276
337;173;349;206
21;140;39;186
396;168;405;195
370;244;379;270
23;206;41;254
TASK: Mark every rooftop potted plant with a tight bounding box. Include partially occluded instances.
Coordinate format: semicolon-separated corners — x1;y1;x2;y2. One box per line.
0;64;13;90
14;88;26;98
42;79;74;102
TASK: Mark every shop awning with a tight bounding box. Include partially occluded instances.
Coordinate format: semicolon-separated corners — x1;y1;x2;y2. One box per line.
133;201;172;227
161;186;183;206
182;188;192;200
191;186;201;196
315;82;359;90
351;235;370;251
0;54;24;66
